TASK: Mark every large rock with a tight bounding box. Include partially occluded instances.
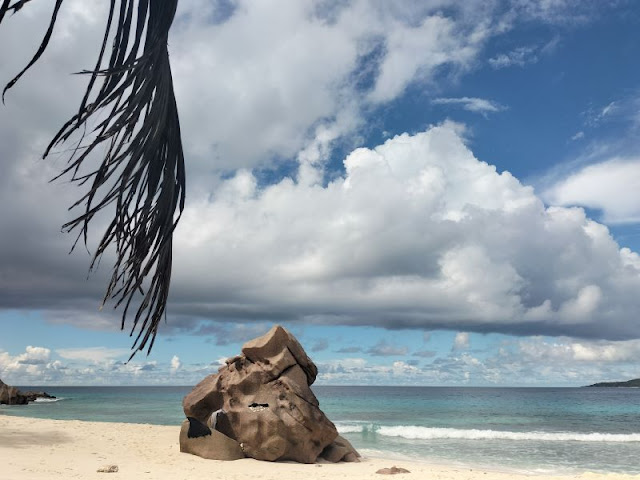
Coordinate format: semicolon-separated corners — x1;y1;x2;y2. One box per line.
0;378;27;405
182;325;347;463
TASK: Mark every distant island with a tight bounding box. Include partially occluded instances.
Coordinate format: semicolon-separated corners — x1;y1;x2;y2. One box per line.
585;378;640;387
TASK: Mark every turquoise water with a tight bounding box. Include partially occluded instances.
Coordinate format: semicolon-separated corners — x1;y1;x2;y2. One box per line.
2;386;639;474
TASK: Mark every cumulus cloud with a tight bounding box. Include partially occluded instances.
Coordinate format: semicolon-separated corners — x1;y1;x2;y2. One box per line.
165;124;640;340
432;97;505;116
1;346;59;383
3;113;640;342
543;157;640;224
4;334;640;386
318;352;492;385
453;332;470;350
16;346;51;365
170;355;182;374
0;346;190;385
169;0;491;174
320;335;640;386
0;0;494;326
514;337;640;364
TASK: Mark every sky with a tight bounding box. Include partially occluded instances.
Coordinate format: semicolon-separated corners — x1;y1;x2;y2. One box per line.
1;0;640;387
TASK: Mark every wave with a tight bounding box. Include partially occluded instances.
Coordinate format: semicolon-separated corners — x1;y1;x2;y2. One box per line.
32;397;65;403
335;423;369;434
335;424;640;443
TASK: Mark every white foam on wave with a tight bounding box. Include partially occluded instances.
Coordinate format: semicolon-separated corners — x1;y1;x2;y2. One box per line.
336;423;371;434
338;424;640;443
32;397;64;403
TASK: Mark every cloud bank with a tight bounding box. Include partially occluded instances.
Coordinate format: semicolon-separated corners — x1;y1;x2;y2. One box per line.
165;123;640;340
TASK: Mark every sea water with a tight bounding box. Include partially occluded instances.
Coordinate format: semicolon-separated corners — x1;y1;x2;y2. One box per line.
2;386;639;474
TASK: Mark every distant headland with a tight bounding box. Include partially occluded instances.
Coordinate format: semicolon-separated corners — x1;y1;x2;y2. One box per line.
585;378;640;387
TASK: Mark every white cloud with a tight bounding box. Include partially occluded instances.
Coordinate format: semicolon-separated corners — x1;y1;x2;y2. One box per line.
56;347;129;363
584;100;621;127
491;336;640;384
488;35;560;69
489;45;538;69
16;346;51;365
0;346;58;383
0;0;500;324
4;334;640;387
168;0;491;175
453;332;470;350
510;0;597;24
164;123;640;340
432;97;505;115
170;355;182;373
571;131;585;141
600;101;617;118
543;157;640;224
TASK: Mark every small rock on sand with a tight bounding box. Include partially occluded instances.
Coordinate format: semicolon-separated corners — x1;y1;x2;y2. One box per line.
376;466;411;475
97;464;119;473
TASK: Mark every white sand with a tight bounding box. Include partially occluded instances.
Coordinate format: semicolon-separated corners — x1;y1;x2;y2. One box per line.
1;414;638;480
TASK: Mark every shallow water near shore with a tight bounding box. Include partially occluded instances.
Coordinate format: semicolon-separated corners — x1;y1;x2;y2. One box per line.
2;385;639;475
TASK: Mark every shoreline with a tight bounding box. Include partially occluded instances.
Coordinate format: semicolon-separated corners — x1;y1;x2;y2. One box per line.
1;415;639;480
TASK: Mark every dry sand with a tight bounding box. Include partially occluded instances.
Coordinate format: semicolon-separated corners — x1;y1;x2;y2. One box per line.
1;414;638;480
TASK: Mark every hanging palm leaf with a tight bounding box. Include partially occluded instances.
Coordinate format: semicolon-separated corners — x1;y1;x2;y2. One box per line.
1;0;186;359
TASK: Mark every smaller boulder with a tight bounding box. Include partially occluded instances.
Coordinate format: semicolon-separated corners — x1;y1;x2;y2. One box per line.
97;465;119;473
320;435;361;462
179;420;245;460
376;466;411;475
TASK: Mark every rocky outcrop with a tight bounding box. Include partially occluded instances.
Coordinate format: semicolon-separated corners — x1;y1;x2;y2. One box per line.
0;378;26;405
0;379;55;405
182;325;357;463
21;390;56;402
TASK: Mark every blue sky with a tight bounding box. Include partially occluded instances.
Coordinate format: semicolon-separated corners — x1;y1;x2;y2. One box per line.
1;0;640;386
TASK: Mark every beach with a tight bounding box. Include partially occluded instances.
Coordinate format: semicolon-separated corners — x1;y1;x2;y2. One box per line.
1;415;638;480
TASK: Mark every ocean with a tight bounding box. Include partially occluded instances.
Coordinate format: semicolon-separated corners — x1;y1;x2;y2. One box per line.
1;385;639;475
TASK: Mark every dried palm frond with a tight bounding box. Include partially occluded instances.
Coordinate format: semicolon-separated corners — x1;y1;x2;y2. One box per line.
1;0;186;359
